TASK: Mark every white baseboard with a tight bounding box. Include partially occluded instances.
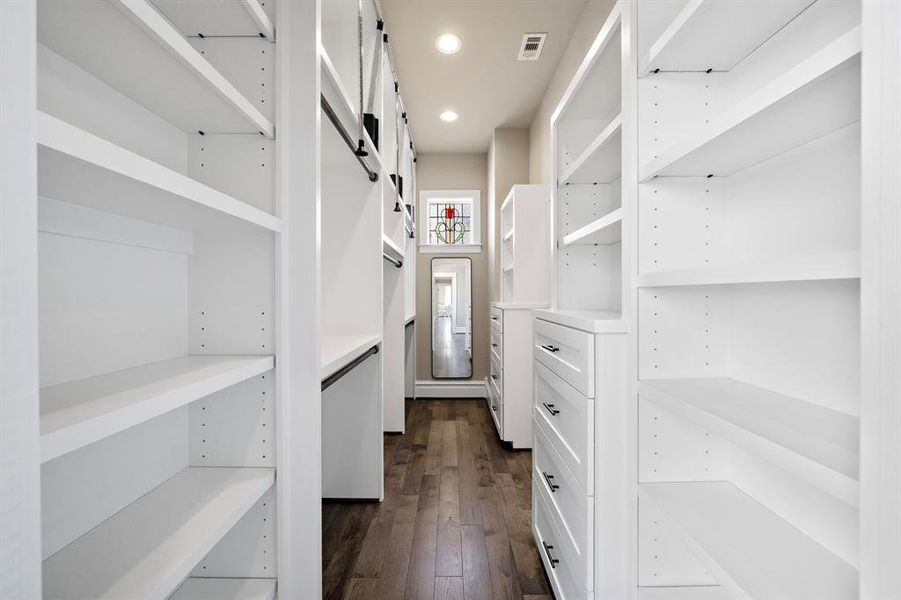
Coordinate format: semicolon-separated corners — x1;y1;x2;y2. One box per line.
415;378;488;399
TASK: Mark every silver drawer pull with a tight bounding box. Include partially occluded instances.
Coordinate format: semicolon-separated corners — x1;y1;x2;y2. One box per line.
542;541;560;568
540;344;560;353
542;402;560;416
542;471;559;492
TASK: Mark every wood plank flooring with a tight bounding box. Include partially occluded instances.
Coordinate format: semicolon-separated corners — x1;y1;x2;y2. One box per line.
323;399;552;600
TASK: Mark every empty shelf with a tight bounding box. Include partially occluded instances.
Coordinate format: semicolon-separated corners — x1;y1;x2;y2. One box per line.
321;333;382;380
639;482;857;600
563;208;623;247
41;355;274;463
533;308;628;334
43;467;275;600
150;0;274;39
637;250;860;288
640;378;859;503
170;578;277;600
640;26;861;180
38;113;281;233
37;0;272;137
559;115;622;185
641;0;814;74
504;228;514;242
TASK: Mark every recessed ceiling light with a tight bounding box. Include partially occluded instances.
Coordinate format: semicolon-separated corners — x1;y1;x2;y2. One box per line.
435;33;462;54
439;110;459;123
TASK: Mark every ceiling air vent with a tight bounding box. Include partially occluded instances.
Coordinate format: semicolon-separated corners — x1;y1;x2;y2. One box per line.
518;32;547;61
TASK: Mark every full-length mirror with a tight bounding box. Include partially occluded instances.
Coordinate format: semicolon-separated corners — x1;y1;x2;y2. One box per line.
431;257;472;379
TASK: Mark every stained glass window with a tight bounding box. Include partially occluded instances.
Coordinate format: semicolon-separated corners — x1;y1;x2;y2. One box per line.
427;198;473;245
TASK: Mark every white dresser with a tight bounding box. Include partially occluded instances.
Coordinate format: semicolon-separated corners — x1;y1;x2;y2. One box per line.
488;302;545;448
531;309;629;600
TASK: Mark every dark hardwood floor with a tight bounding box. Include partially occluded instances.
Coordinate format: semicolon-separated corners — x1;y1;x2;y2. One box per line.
322;399;553;600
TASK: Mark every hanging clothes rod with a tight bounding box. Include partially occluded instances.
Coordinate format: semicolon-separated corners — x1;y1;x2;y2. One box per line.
383;253;403;268
320;94;379;182
321;345;379;391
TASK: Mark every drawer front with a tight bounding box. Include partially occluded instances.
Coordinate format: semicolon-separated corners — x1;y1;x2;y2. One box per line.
489;379;503;435
533;360;594;493
490;325;503;363
534;420;592;559
533;474;589;600
490;352;503;397
533;318;594;398
490;306;503;331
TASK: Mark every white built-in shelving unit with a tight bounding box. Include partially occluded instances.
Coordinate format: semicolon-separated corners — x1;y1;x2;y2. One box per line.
532;4;635;599
634;1;863;598
548;4;633;329
320;0;417;485
11;0;317;597
500;184;552;303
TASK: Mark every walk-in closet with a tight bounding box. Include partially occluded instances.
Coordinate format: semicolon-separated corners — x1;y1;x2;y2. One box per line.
2;1;899;599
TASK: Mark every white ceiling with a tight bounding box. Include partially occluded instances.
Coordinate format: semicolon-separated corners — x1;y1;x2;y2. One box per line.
379;0;588;154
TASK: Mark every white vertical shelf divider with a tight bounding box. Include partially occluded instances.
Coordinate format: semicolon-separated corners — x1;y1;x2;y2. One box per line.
860;2;901;598
0;2;42;598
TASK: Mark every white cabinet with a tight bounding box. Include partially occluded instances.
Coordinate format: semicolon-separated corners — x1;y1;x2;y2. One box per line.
492;184;552;449
488;304;539;449
531;312;629;600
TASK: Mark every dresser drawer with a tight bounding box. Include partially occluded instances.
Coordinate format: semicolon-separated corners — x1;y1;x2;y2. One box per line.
490;306;503;332
534;420;592;561
533;360;594;494
490;352;503;397
533;474;590;600
490;325;503;363
533;318;594;398
488;379;502;434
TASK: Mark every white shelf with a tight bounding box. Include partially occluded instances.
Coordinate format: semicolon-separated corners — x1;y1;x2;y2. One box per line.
37;0;273;137
638;250;860;288
405;313;416;326
43;467;275;600
41;355;274;463
562;207;623;247
640;26;861;180
150;0;274;40
532;308;628;334
640;378;859;504
383;234;404;263
559;114;622;185
641;0;814;74
38;113;281;233
170;578;277;600
321;333;382;380
503;228;515;242
503;264;515;274
639;482;857;600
